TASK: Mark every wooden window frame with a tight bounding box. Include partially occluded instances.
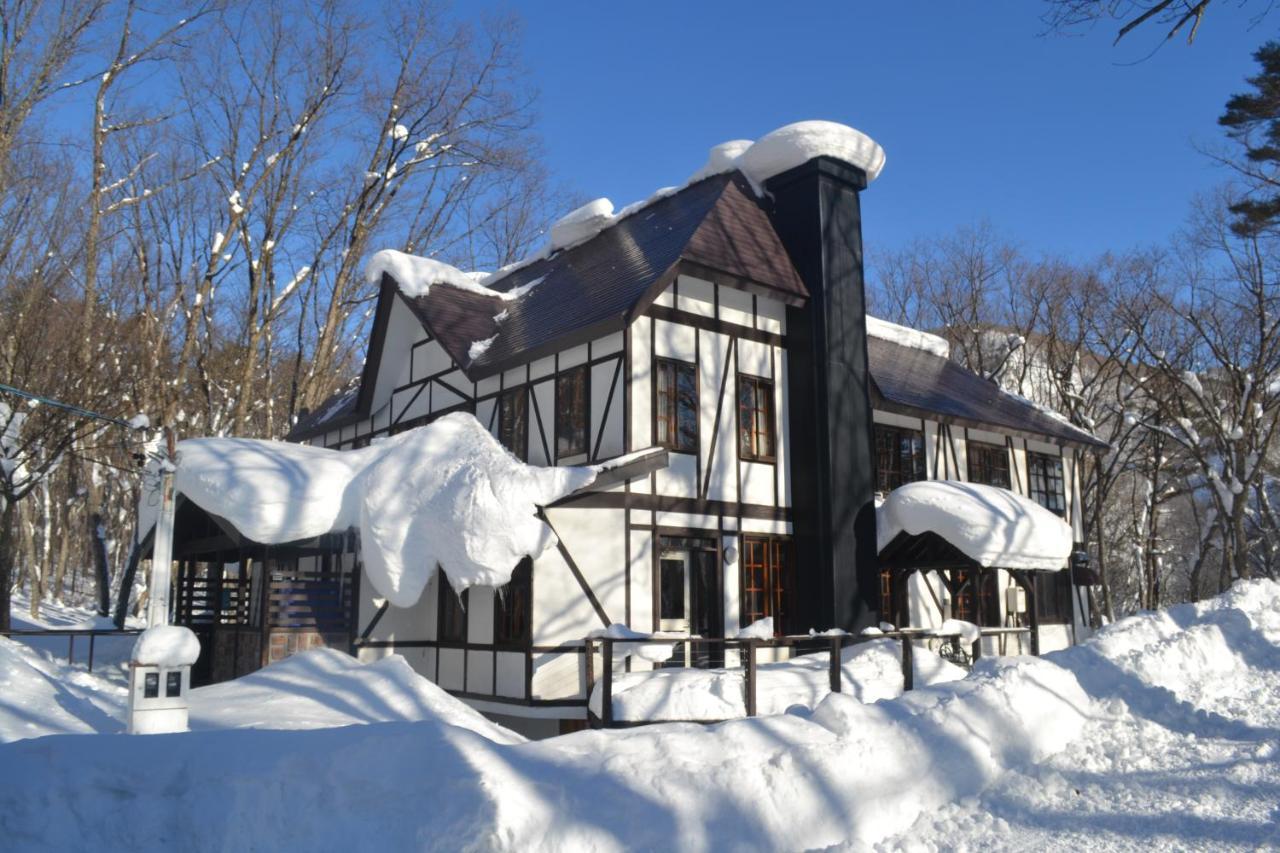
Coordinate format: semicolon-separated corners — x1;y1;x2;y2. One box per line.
497;386;529;462
554;364;590;461
653;357;699;454
739;534;791;635
736;373;776;464
493;557;532;649
1027;451;1067;515
1035;569;1073;624
437;572;469;644
966;440;1011;489
874;424;926;493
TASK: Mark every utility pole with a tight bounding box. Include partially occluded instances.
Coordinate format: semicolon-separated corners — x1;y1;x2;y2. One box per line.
145;428;178;628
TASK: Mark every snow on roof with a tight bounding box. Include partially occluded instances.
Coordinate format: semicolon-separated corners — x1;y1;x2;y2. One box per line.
877;480;1073;571
131;625;201;667
363;249;541;301
158;413;604;607
735;120;886;186
866;315;951;358
364;119;884;298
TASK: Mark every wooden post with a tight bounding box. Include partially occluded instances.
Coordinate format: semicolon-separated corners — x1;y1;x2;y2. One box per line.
584;638;597;729
601;637;614;728
745;639;758;717
88;633;96;673
971;637;982;662
68;634;74;666
1027;573;1041;656
901;635;914;691
828;635;842;694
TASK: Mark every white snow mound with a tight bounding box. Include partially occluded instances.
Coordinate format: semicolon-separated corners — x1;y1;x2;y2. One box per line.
365;249;525;301
866;314;951;358
548;198;615;251
878;480;1073;571
131;625;201;667
150;413;598;607
737;120;886;185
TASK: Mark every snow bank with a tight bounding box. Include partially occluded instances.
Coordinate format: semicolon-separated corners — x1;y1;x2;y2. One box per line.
878;480;1073;571
591;638;967;721
0;637;126;742
6;581;1280;850
152;413;598;606
131;625;200;667
866;314;951;358
189;648;522;744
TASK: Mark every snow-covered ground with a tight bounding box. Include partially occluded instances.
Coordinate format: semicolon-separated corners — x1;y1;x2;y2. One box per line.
0;580;1277;852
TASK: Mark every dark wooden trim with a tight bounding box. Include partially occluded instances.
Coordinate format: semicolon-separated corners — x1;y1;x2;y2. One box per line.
528;379;553;464
645;304;784;348
592;355;623;462
553;491;791;521
538;511;611;627
359;602;389;640
701;334;735;500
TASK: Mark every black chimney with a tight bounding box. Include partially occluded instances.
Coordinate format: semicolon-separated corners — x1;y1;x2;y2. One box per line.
766;156;879;633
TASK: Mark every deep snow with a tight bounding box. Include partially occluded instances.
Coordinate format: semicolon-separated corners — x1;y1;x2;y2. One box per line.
1;580;1278;851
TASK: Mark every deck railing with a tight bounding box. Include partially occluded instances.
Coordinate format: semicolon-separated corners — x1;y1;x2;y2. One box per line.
584;626;1031;728
1;627;143;673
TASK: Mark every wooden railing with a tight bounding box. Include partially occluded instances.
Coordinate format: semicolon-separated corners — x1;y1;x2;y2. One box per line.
584;626;1031;728
1;628;143;673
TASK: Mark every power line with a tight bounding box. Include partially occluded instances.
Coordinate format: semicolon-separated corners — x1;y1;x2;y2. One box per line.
0;382;142;431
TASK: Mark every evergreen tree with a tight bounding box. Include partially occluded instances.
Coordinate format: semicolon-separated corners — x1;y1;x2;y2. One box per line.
1221;41;1280;235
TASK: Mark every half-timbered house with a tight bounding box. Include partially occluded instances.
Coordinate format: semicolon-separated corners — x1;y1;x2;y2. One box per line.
164;121;1106;736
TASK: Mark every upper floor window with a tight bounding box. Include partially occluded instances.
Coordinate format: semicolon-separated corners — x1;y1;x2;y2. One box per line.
875;424;926;493
494;557;532;647
655;358;698;453
967;441;1011;489
1027;451;1066;515
555;365;589;459
497;387;528;462
737;374;775;462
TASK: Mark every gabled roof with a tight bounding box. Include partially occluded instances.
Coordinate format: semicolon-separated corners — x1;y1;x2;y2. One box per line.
867;335;1107;449
405;171;808;379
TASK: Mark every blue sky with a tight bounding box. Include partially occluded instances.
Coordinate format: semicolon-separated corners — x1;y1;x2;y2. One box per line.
477;1;1270;263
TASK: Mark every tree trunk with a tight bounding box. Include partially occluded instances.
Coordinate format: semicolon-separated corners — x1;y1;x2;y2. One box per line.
114;535;143;628
0;498;15;633
90;512;111;616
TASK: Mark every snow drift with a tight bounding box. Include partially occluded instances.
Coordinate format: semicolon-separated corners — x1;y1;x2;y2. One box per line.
146;412;598;605
1;580;1278;850
878;479;1074;571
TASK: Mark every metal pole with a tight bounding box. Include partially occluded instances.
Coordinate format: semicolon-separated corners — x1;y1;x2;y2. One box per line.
146;428;178;628
745;639;757;717
901;636;914;692
88;634;96;673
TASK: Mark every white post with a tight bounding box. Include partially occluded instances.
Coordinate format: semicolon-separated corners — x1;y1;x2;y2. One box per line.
146;428;177;628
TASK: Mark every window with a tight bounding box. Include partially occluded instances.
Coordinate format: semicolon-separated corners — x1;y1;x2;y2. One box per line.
655;358;698;453
497;387;528;461
1028;452;1066;515
967;441;1011;489
737;375;775;462
874;425;926;493
437;572;468;644
740;535;791;634
555;365;589;459
494;558;532;647
1036;570;1073;624
951;570;1002;628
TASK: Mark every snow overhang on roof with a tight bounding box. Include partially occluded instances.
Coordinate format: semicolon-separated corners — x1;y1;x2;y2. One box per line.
141;414;669;607
876;480;1073;572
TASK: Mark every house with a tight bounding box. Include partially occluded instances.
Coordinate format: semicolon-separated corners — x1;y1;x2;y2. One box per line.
161;121;1106;737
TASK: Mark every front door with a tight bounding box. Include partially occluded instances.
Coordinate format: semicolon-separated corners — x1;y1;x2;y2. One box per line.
658;536;723;667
